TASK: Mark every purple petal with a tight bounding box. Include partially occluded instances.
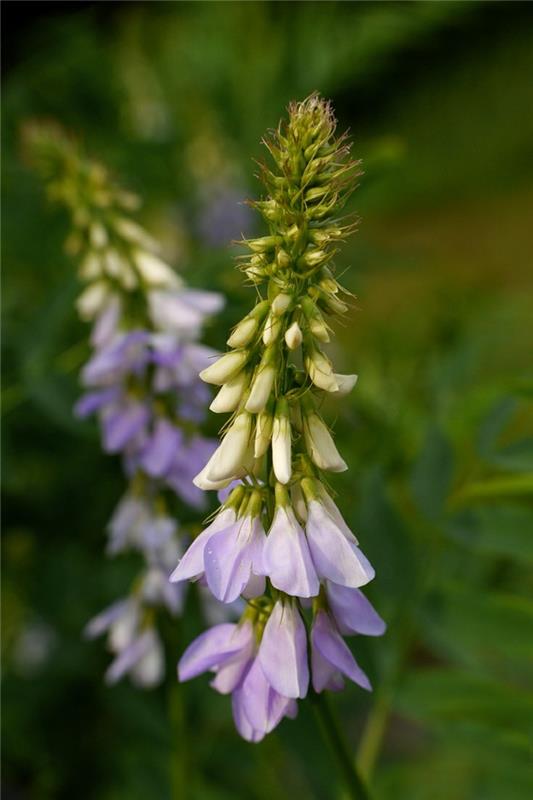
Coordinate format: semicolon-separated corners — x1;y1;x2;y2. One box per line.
74;387;121;418
238;657;295;735
312;610;371;692
232;687;265;743
178;622;252;682
326;584;386;637
258;600;309;700
203;522;254;603
105;630;153;685
141;418;183;478
169;508;236;583
83;598;131;639
264;507;319;598
102;402;150;453
306;501;375;588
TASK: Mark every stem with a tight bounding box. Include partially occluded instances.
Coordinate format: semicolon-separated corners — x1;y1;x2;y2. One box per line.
168;680;186;800
356;689;392;781
311;691;371;800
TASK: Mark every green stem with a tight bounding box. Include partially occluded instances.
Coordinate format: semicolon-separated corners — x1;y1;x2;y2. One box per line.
312;691;371;800
168;680;186;800
356;689;392;781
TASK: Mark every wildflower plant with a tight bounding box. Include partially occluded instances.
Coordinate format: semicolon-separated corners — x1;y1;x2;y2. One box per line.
25;123;224;688
172;95;385;750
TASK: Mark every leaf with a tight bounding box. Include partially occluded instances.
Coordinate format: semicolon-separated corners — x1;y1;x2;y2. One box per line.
420;585;533;676
395;668;533;736
450;473;533;506
445;504;533;565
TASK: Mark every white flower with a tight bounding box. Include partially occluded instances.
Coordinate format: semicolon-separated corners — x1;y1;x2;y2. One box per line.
305;348;338;392
203;413;252;483
245;366;275;414
210;371;249;413
89;222;108;249
113;217;159;252
303;412;347;472
200;350;248;386
227;317;258;348
333;373;358;396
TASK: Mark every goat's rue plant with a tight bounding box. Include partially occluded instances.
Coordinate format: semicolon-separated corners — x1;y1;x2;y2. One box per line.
26;123;225;687
172;96;385;744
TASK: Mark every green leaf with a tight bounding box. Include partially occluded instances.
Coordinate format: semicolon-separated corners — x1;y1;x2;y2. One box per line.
450;473;533;505
445;504;533;564
420;585;533;676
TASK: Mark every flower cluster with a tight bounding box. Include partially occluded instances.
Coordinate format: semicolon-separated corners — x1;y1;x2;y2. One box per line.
172;95;385;740
25;123;224;687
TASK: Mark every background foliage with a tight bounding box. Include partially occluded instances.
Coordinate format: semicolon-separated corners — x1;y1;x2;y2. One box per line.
2;2;533;798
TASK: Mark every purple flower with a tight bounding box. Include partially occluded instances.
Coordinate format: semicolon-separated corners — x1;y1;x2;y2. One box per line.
203;514;266;603
178;621;254;684
326;583;386;637
141;417;183;478
232;658;297;743
263;505;319;598
101;399;150;454
82;330;148;386
305;500;375;589
170;507;238;584
258;600;309;700
311;610;371;693
106;627;164;689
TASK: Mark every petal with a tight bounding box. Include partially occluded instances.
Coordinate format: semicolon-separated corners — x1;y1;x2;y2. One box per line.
312;611;371;691
232;687;265;743
178;622;251;682
239;658;294;735
204;523;253;603
326;584;386;637
141;418;183;477
264;507;320;598
258;601;309;699
306;502;375;588
169;508;236;583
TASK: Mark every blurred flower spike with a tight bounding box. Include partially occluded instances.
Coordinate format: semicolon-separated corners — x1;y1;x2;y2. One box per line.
24;121;225;688
172;95;385;741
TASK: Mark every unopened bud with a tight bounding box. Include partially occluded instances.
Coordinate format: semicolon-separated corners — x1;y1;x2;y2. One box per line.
200;350;248;386
245;362;276;414
209;371;249;413
262;313;281;345
254;408;273;458
285;320;303;350
305;345;338;392
271;293;292;317
272;399;292;485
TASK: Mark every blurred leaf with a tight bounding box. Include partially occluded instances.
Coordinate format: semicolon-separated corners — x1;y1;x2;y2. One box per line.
421;584;533;677
450;473;533;505
395;668;533;736
445;504;533;564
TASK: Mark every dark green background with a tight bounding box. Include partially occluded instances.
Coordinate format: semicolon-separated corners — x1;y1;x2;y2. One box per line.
3;2;533;798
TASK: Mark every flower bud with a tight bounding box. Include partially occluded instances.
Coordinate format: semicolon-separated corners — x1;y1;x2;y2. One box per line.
76;281;110;320
262;313;281;346
134;250;180;288
90;222;108;249
205;412;253;483
254;408;274;458
247;235;281;253
200;350;248;386
271;293;292;317
308;313;330;343
210;371;249;413
303;412;347;473
285;321;303;350
80;252;102;280
276;248;291;269
227;317;258;348
272;399;292;485
245;357;276;414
